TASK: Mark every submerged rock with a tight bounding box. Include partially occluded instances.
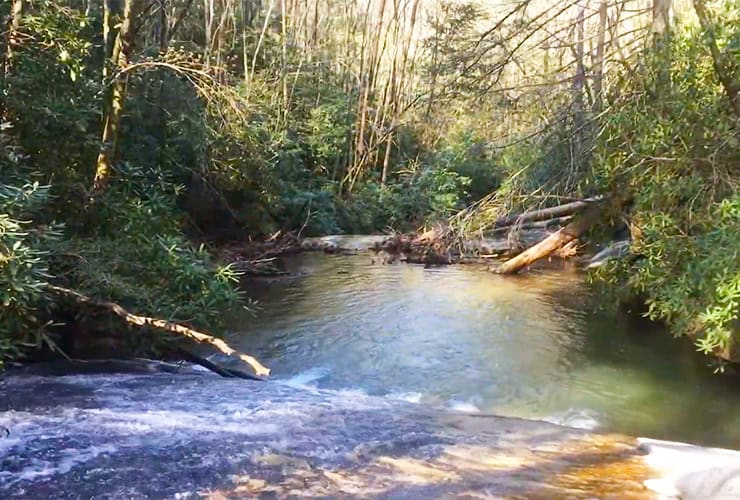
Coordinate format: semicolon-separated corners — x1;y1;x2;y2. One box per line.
1;365;738;498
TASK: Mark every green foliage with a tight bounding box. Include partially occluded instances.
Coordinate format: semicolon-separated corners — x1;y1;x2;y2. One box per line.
432;131;499;201
4;0;735;368
305;96;354;179
0;159;244;364
341;165;470;233
0;182;61;365
591;22;739;358
6;1;99;190
55;166;244;336
198;74;471;236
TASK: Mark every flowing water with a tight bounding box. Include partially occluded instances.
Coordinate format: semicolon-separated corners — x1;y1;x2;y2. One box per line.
3;249;740;497
233;252;740;449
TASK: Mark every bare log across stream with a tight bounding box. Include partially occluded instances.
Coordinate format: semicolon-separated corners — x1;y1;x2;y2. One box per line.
489;215;574;234
366;197;607;268
496;201;603;275
492;197;602;228
46;285;271;377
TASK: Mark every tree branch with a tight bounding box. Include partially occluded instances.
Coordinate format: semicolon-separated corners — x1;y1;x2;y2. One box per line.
46;284;270;377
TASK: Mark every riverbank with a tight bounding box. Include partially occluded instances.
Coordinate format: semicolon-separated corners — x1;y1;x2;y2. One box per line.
221;230;602;272
1;361;739;498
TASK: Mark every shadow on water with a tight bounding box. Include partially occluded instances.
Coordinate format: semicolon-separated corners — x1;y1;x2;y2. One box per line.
231;252;740;449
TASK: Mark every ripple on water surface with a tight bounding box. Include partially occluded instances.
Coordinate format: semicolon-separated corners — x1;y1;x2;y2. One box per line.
233;252;740;448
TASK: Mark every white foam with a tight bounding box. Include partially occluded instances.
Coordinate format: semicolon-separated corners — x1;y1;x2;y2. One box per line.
86;408;281;436
280;367;330;388
0;436;22;454
12;444;118;483
543;408;601;430
386;392;424;404
447;399;481;413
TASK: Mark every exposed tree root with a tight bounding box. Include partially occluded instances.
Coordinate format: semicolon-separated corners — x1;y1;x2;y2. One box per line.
46;285;271;377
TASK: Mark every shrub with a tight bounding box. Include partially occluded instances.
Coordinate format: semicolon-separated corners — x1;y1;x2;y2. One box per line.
0;182;61;365
590;22;739;360
55;165;245;336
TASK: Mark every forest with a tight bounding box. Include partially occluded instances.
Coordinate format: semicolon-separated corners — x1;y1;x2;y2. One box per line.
0;0;738;368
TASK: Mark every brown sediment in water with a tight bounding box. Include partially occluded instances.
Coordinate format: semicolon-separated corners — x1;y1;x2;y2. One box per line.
538;434;656;499
202;417;660;499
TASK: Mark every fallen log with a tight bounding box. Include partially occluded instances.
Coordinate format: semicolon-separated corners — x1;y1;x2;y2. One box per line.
46;285;271;377
493;197;601;228
490;215;573;234
176;347;265;381
495;202;602;275
466;229;551;256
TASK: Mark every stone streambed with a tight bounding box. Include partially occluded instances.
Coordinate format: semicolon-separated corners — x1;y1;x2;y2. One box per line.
1;362;739;498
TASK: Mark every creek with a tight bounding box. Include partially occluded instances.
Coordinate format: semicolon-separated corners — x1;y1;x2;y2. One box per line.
2;246;740;498
233;251;740;448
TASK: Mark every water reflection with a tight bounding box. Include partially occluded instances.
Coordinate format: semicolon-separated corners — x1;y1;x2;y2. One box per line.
233;253;740;448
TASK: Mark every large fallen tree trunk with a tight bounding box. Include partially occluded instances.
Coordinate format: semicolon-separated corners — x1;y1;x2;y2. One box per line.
493;197;601;228
495;202;602;275
46;285;270;377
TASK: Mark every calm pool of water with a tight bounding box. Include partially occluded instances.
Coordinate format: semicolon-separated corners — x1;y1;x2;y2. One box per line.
232;252;740;448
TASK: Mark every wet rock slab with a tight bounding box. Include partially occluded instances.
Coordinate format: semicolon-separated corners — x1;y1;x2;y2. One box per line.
1;364;738;498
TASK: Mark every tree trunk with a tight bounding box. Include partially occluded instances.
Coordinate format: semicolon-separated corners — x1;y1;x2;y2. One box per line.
47;285;271;377
380;128;393;186
4;0;26;76
203;0;213;65
93;0;143;192
652;0;672;36
280;0;289;122
426;11;439;118
692;0;740;119
157;0;169;167
103;0;122;79
1;0;27;118
571;1;587;177
592;1;607;112
496;202;602;275
490;215;573;235
652;0;672;90
241;0;249;85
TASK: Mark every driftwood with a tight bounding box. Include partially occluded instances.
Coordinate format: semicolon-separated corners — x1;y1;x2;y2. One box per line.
493;197;601;228
374;229;455;265
465;229;550;256
46;285;270;377
374;199;605;267
490;215;574;234
496;202;602;275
